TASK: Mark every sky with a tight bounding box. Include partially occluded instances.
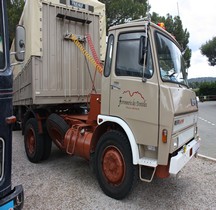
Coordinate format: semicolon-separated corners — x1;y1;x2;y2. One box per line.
149;0;216;79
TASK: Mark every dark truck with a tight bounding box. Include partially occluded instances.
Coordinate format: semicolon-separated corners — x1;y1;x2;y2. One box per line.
0;0;25;209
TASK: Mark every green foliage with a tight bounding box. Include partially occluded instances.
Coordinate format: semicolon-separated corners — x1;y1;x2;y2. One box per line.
193;88;199;96
188;81;200;89
200;36;216;66
199;81;216;96
99;1;191;68
183;47;192;68
6;0;25;47
151;13;191;68
99;0;147;33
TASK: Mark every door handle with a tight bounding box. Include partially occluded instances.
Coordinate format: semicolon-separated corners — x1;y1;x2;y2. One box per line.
111;82;120;90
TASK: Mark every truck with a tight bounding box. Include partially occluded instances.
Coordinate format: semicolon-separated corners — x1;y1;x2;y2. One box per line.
0;0;25;209
12;0;200;200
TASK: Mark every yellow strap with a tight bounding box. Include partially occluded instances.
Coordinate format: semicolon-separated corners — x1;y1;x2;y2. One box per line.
70;34;103;74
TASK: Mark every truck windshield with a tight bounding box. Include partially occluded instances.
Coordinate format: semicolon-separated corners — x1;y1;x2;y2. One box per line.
0;3;5;70
155;32;187;86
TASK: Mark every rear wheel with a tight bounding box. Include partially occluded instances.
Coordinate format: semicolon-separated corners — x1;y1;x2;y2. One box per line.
24;118;44;163
95;130;137;200
46;113;69;150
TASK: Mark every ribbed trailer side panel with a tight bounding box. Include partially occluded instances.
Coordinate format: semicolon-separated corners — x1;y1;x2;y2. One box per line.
13;2;102;106
13;58;34;105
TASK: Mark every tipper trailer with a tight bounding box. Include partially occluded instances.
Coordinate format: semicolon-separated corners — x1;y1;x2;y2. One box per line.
13;0;200;199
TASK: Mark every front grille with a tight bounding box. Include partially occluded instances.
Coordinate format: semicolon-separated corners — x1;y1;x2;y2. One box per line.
0;137;4;181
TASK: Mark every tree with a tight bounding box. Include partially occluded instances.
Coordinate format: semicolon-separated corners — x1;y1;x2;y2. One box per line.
151;12;191;68
200;37;216;66
99;0;148;33
99;0;191;69
6;0;25;47
199;81;216;96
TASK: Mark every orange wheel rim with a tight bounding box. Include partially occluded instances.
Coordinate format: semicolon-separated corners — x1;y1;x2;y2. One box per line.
26;127;36;155
102;146;125;185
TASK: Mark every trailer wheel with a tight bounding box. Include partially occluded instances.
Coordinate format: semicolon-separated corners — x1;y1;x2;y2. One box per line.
95;130;137;200
46;113;69;150
24;118;44;163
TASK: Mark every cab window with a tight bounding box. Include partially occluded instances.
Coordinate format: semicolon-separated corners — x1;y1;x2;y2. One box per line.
116;32;153;79
104;34;114;77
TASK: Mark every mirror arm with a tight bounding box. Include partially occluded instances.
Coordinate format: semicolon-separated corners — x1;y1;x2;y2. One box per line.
10;50;25;56
11;61;24;67
142;22;150;83
10;50;25;66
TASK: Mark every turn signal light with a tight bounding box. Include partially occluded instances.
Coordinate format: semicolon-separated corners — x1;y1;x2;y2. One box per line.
5;115;16;124
162;129;168;143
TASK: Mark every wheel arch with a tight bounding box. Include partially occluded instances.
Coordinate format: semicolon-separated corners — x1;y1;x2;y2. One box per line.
22;108;49;135
92;115;139;165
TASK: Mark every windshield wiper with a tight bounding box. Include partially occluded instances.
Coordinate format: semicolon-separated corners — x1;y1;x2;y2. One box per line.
168;72;176;78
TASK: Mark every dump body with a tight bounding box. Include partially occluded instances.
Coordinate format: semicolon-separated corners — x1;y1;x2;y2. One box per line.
13;0;105;106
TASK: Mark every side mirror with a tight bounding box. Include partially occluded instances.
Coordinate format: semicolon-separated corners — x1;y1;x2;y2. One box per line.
139;36;146;65
15;25;25;62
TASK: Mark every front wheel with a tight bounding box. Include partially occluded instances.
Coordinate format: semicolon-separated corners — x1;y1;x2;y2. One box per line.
95;130;137;200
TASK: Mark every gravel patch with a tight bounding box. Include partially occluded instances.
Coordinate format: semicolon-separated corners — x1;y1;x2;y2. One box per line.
12;131;216;210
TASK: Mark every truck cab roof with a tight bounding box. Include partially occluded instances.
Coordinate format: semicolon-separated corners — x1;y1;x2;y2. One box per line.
108;19;182;50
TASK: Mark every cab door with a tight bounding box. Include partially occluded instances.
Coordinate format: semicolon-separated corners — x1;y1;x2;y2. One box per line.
109;30;159;147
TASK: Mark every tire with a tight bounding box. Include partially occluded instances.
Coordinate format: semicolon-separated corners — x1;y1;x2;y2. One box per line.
95;130;137;200
89;152;96;174
24;118;44;163
46;113;69;150
41;132;52;161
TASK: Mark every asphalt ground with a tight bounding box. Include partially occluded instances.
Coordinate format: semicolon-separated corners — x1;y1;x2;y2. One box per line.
197;101;216;159
12;131;216;210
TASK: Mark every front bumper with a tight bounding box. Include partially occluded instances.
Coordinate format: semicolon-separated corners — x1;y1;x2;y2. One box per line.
0;185;24;210
169;139;200;174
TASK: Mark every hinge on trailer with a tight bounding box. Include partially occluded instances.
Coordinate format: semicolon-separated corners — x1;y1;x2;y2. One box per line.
56;13;92;24
64;33;86;43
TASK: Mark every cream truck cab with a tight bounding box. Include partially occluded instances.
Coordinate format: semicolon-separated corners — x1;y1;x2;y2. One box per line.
98;19;200;192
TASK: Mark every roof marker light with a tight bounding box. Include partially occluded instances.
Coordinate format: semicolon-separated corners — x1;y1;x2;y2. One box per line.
157;22;166;30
